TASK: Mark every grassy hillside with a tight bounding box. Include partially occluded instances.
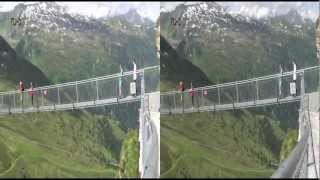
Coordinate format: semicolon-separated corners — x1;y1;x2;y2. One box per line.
0;106;140;178
279;129;298;162
119;129;139;177
160;109;288;178
0;35;140;178
0;110;122;177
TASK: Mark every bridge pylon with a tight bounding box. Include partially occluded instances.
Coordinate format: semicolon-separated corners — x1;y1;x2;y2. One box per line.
298;71;305;142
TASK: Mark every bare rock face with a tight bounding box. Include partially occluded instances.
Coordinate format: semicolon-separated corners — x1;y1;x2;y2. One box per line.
156;17;160;60
316;16;319;64
317;16;320;112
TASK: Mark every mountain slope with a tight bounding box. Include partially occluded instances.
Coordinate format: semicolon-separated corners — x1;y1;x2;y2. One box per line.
0;36;50;91
160;2;304;178
159;33;292;177
161;2;317;84
160;35;211;91
0;36;139;178
0;2;157;83
161;109;288;178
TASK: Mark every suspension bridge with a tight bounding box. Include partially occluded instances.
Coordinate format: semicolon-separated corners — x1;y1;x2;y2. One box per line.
0;66;159;115
160;65;319;178
0;65;160;178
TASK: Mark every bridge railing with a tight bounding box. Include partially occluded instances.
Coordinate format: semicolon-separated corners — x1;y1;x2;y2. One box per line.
160;66;319;114
271;94;311;178
0;66;159;114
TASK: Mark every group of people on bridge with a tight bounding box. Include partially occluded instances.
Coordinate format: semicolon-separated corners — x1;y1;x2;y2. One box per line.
16;81;48;106
178;81;208;108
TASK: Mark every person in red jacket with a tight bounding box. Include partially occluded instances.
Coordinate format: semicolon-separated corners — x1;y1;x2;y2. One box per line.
28;82;35;106
189;82;195;108
203;89;208;96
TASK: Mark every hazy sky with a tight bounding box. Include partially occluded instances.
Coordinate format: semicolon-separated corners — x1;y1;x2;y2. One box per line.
0;1;160;21
161;1;319;21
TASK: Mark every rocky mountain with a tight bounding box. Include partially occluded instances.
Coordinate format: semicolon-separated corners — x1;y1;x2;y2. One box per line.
160;35;210;91
0;35;49;91
0;2;157;83
7;2;110;35
162;2;270;40
161;2;317;84
114;8;154;27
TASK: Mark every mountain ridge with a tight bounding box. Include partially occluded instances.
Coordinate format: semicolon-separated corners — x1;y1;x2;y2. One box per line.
160;2;317;84
0;2;157;83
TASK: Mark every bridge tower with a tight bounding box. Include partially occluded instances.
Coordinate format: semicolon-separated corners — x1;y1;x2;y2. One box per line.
298;71;305;141
138;67;160;178
138;68;145;177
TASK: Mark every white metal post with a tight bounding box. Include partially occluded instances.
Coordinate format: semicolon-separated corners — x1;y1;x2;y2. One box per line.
57;87;60;105
13;94;15;109
256;80;259;101
75;82;79;103
133;61;137;82
169;95;172;114
96;80;99;100
41;89;44;106
291;62;297;97
218;87;221;105
173;94;176;111
22;92;24;112
293;61;297;81
201;89;204;106
236;83;239;103
298;72;305;141
139;69;145;177
119;65;123;98
300;72;305;99
279;65;282;98
9;95;11;114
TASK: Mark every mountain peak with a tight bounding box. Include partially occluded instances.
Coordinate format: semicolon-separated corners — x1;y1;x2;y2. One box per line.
126;8;140;17
170;1;259;37
13;1;66;17
123;8;147;25
280;8;303;25
286;9;301;18
113;8;153;26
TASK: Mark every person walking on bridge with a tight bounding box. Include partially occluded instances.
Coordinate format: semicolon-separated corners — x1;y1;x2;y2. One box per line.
178;81;185;103
28;82;35;106
43;89;48;104
43;89;48;97
17;81;25;106
189;82;195;108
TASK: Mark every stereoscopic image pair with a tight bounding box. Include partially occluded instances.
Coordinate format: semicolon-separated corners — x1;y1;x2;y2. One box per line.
0;1;318;179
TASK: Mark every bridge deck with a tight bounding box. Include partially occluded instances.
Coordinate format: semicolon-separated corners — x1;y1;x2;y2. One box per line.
0;95;141;115
161;96;300;114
